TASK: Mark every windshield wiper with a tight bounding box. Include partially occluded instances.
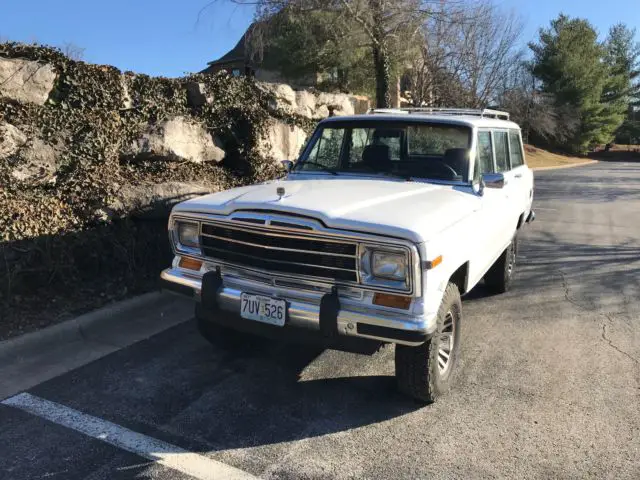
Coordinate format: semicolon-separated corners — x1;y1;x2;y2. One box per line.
294;161;338;175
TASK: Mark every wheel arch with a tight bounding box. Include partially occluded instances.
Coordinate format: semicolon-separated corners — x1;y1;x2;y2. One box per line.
448;261;469;295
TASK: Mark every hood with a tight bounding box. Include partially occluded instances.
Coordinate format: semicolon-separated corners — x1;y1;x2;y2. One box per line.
172;177;478;243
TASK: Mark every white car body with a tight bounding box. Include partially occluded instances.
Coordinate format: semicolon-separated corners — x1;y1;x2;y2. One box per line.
162;110;534;348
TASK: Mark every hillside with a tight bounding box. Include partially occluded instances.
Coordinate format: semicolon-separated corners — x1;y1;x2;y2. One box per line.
525;145;594;169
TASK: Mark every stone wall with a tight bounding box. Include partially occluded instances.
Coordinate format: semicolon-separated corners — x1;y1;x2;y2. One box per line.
0;43;371;306
0;52;369;226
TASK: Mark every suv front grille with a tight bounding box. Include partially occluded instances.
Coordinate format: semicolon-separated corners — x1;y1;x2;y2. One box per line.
200;223;358;282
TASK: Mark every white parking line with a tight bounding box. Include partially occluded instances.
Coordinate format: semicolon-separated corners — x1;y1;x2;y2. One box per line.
2;393;257;480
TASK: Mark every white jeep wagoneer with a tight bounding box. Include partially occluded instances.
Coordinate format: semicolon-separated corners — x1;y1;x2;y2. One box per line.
161;108;535;402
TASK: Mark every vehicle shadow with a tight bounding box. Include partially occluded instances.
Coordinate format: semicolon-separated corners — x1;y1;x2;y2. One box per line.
31;320;421;453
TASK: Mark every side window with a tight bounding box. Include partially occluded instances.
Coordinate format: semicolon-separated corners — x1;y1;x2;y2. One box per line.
494;131;510;172
475;131;494;181
307;128;345;169
509;130;524;167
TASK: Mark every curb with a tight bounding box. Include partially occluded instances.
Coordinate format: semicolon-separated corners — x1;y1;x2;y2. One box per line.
0;291;194;400
0;292;161;360
532;160;598;171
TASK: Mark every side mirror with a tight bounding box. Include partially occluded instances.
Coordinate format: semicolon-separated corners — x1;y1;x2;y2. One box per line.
281;160;294;172
482;173;505;189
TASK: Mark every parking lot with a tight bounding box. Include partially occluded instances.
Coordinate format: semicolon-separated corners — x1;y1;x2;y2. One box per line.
1;161;639;479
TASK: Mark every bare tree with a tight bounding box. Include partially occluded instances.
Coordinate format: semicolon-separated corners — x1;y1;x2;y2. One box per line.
207;0;472;107
61;42;85;60
498;61;579;145
405;2;524;108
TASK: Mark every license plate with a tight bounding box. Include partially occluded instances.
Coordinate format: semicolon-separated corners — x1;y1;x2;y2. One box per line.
240;293;286;327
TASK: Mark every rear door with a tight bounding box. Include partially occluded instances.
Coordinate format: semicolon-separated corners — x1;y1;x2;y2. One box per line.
493;129;520;234
508;129;533;221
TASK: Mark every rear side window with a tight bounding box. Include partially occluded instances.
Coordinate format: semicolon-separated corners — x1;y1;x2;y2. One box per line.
493;131;510;172
509;130;524;167
475;131;494;181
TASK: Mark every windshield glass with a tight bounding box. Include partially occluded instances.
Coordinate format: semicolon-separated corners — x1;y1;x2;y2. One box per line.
294;121;472;182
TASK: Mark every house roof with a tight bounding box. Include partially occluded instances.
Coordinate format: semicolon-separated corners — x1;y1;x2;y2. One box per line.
207;32;248;66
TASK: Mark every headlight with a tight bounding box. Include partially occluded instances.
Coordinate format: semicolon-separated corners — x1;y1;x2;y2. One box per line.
371;251;408;281
176;221;200;250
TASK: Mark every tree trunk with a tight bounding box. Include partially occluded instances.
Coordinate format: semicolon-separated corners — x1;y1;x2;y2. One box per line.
373;43;392;108
370;0;391;108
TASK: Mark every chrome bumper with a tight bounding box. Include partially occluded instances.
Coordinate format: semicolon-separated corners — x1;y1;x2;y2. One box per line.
160;268;433;346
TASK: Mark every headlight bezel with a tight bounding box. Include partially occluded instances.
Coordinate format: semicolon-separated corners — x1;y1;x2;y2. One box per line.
171;218;201;255
359;244;413;291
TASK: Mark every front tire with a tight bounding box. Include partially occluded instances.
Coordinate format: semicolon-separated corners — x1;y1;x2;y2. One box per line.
484;235;518;294
395;282;462;403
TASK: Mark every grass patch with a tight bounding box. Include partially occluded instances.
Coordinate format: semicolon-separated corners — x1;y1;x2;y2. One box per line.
524;145;592;169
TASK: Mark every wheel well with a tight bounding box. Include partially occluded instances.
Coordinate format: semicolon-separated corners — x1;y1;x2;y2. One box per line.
517;213;525;229
449;262;469;295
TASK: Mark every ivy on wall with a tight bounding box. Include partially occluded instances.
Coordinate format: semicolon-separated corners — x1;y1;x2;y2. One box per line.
0;42;314;314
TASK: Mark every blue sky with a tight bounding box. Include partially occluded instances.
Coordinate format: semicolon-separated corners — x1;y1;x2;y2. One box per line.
0;0;638;78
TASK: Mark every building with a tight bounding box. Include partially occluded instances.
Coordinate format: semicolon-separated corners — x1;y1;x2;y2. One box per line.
201;24;317;86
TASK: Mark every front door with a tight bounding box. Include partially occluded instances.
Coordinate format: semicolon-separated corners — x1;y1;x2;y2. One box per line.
468;129;509;283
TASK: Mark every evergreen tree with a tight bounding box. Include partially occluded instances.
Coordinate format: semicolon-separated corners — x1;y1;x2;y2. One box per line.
529;15;626;153
606;23;640;144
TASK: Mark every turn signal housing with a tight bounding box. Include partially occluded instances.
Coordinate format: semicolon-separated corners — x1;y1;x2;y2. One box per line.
373;292;412;310
178;257;203;271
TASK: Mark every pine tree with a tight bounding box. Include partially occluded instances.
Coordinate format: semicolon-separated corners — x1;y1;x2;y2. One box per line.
529;15;626;153
606;24;640;144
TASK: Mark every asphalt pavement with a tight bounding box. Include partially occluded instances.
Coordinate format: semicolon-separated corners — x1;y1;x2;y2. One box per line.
1;160;639;479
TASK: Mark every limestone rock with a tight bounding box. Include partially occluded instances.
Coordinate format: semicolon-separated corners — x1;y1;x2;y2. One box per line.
261;82;297;112
0;58;56;105
295;90;317;118
11;138;59;184
260;119;308;161
350;95;371;115
317;92;355;116
186;82;212;107
110;181;212;218
0;123;28;158
121;75;133;109
129;117;225;163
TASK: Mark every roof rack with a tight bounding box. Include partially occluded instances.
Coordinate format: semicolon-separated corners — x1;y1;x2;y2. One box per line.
367;107;510;120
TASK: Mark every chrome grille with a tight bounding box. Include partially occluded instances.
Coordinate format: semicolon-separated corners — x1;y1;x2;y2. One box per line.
200;222;358;282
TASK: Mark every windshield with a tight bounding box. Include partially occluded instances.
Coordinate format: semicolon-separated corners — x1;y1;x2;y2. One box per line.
294;121;472;182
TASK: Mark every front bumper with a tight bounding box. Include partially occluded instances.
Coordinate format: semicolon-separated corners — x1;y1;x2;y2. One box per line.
160;267;432;346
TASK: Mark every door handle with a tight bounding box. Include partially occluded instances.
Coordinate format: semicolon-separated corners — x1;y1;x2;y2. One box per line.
514;173;523;178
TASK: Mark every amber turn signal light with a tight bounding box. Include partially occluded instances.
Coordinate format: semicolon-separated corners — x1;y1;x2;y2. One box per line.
425;255;443;270
178;257;203;271
373;292;412;310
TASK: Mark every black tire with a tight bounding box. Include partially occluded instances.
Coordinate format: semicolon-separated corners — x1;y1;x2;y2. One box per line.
395;282;462;403
484;235;518;294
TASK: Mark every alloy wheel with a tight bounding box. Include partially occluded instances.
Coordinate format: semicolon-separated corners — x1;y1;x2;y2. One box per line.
438;311;455;376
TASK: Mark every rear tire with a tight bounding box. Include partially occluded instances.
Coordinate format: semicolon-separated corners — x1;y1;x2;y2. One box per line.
395;283;462;403
484;235;518;294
